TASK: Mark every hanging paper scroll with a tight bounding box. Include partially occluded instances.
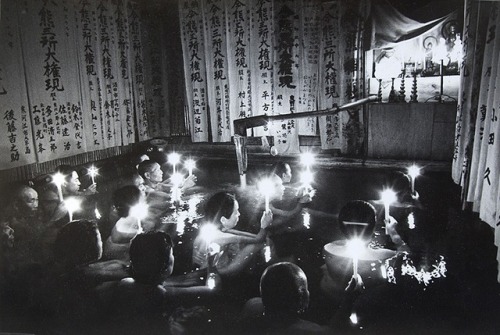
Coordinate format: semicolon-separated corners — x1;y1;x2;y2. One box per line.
297;0;320;136
128;0;149;142
227;0;253;139
142;13;170;138
272;0;300;154
205;0;231;142
478;4;500;226
20;0;87;163
318;1;343;150
0;0;37;169
179;0;209;142
250;0;274;137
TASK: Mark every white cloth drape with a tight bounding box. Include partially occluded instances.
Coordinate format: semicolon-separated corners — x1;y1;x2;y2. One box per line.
451;0;500;282
179;0;367;155
0;0;161;171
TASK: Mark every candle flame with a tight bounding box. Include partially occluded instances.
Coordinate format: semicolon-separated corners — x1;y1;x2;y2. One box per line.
381;189;397;206
300;152;315;168
52;172;66;187
407;165;420;179
87;165;99;178
168;152;181;165
130;202;149;221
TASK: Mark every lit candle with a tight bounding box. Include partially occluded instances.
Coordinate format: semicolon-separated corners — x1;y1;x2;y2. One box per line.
303;211;310;229
346;238;365;278
381;189;397;222
407;165;421;194
130;201;149;231
87;165;98;185
264;245;272;263
64;197;81;222
170;172;184;204
300;152;315;170
185;159;196;177
168;152;181;174
300;170;314;193
52;172;66;202
258;178;274;212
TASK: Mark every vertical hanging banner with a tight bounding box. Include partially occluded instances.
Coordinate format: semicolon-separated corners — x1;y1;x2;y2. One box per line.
227;0;252;138
180;0;209;142
272;0;300;154
250;0;274;137
297;0;320;136
467;3;499;210
142;12;170;139
76;0;106;151
479;4;500;226
20;0;86;163
318;1;342;150
204;0;231;142
128;0;149;142
0;0;37;169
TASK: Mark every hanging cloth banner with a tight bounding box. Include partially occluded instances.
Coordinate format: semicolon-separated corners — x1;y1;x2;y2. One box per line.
128;0;149;142
369;0;455;50
297;0;320;136
318;1;343;150
478;4;500;227
20;0;87;163
467;4;499;213
0;0;37;169
75;0;106;151
179;0;210;142
227;0;252;139
206;0;231;142
250;0;275;137
142;13;171;139
272;0;300;155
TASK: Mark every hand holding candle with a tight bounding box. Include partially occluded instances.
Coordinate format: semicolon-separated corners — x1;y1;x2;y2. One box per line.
87;165;99;186
258;178;274;212
130;201;149;232
64;197;81;222
185;159;196;177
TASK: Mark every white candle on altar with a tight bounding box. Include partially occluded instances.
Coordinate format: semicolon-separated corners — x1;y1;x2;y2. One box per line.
185;159;196;176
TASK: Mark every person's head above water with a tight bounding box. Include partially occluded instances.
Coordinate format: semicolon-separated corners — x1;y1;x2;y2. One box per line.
272;162;292;184
204;192;240;230
338;200;376;241
260;262;310;317
137;160;163;184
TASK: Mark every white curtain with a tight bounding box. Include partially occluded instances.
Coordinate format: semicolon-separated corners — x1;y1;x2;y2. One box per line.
0;0;166;171
451;0;500;281
179;0;368;155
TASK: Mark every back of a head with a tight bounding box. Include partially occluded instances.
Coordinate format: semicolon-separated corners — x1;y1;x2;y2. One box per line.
137;160;157;179
388;171;412;203
113;185;142;218
129;231;173;284
260;262;309;317
55;164;77;183
272;162;288;176
338;200;376;240
203;192;235;225
54;220;102;268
